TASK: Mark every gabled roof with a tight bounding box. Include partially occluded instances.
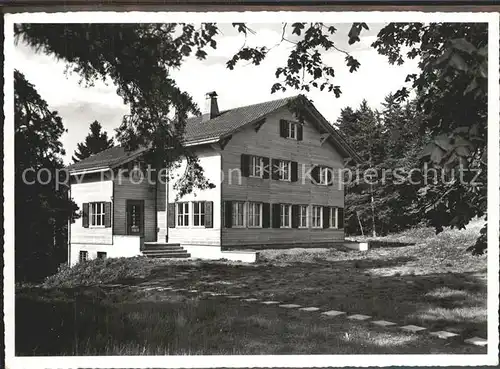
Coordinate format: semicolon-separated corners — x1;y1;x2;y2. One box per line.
67;95;360;173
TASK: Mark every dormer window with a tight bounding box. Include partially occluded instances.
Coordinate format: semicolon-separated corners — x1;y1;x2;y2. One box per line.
280;119;303;141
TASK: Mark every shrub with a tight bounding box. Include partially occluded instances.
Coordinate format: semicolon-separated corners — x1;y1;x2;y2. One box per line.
43;257;161;288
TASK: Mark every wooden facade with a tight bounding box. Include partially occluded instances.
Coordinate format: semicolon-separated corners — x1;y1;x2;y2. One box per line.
220;107;345;248
113;167;157;242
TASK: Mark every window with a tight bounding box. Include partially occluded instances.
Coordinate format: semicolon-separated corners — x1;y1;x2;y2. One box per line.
289;122;297;139
277;160;292;181
299;205;308;228
193;201;206;226
250;156;264;178
97;252;107;259
232;201;245;227
319;167;333;185
177;202;190;226
248;202;262;228
312;206;323;228
79;250;88;263
90;202;105;227
280;204;292;228
329;207;338;229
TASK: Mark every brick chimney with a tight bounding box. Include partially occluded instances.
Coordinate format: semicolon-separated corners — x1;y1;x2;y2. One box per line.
202;91;219;122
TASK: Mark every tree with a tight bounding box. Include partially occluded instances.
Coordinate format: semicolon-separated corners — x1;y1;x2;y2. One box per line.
72;120;114;163
372;23;488;254
15;70;78;282
14;22;489;253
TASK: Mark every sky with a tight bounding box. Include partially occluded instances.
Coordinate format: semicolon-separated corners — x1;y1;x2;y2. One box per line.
14;23;420;164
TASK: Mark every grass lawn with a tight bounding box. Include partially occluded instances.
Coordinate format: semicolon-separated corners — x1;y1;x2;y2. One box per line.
16;219;487;355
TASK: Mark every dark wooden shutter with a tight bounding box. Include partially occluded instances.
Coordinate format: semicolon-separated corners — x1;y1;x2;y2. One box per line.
279;119;288;138
262;202;270;228
291;161;298;182
327;166;334;186
167;203;176;228
224;201;233;228
271;203;281;228
205;201;213;228
82;203;89;228
338;208;344;229
323;206;330;229
291;205;299;228
271;159;280;180
104;202;112;228
297;124;303;141
241;154;250;177
311;165;320;184
262;157;270;179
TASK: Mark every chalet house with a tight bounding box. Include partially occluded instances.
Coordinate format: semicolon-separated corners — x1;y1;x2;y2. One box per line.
66;93;361;265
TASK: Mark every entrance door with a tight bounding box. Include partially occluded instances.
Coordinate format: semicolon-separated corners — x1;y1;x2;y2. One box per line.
126;200;144;236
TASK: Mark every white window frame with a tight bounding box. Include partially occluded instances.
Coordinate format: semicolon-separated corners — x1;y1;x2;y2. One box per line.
232;201;246;228
79;250;88;263
176;202;190;227
286;121;299;140
278;160;292;182
312;206;323;228
250;156;264;178
248;202;263;228
330;207;339;229
90;202;105;228
319;167;333;186
299;205;308;228
193;201;206;227
280;204;292;228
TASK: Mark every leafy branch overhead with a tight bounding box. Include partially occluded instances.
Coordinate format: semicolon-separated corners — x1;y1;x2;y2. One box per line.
227;22;364;95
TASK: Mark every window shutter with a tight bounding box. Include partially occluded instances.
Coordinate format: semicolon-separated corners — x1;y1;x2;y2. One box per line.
205;201;214;228
327;166;334;186
167;203;176;228
291;205;299;228
291;161;298;182
279;119;288;138
224;201;233;228
323;206;330;229
297;124;303;141
271;203;281;228
82;203;89;228
271;159;280;180
262;157;270;179
311;165;320;184
338;208;344;229
262;203;270;228
241;154;250;177
104;202;112;228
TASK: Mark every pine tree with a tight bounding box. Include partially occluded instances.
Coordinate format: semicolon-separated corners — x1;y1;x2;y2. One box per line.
72;120;114;163
15;70;78;282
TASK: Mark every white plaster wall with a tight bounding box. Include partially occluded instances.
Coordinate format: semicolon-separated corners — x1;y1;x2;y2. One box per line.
183;245;258;263
69;235;142;266
70;179;113;245
166;147;222;246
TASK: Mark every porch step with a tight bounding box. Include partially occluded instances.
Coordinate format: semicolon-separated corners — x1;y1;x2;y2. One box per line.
142;243;190;259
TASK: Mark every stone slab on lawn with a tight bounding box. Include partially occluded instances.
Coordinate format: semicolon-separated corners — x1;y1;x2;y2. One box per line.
261;301;280;305
371;320;397;327
243;298;259;302
321;310;346;317
400;325;427;333
188;290;198;293
347;314;371;321
429;331;459;339
299;307;321;312
279;304;302;309
226;295;242;299
464;337;487;346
